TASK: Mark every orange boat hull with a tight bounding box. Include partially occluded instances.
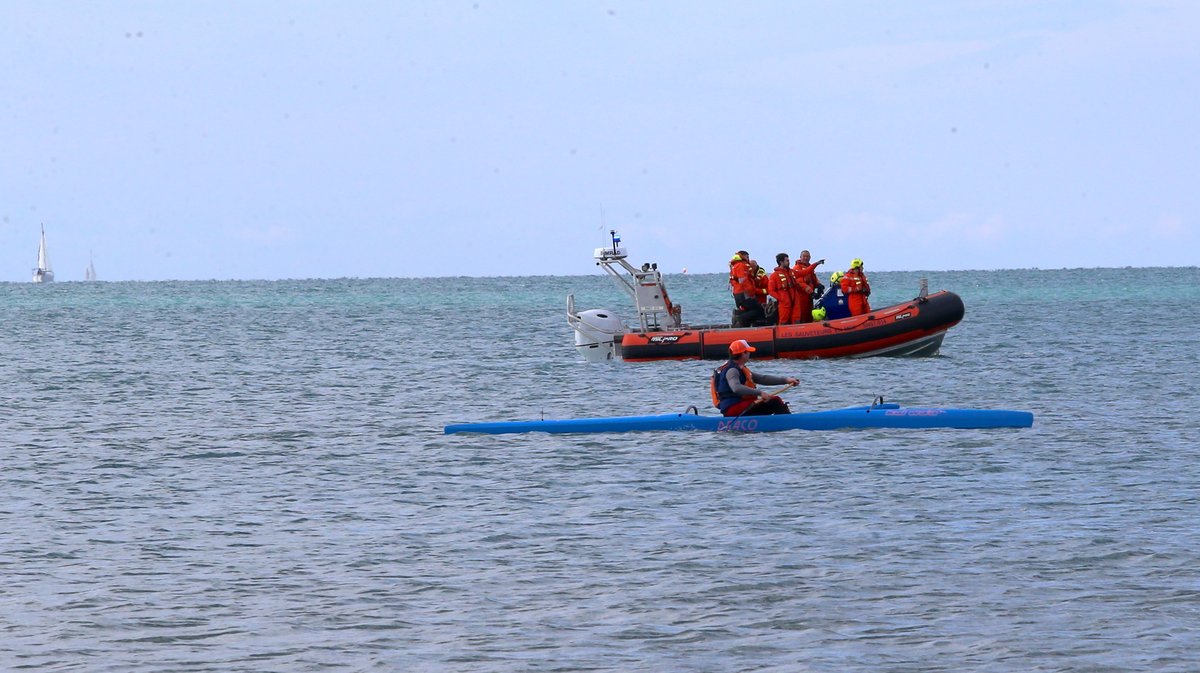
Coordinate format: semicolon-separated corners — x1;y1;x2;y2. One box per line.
618;291;964;361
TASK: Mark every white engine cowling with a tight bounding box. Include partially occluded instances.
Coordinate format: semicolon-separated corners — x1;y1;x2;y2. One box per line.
572;308;626;362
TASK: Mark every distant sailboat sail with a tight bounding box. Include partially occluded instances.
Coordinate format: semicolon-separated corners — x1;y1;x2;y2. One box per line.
32;225;54;283
85;251;97;281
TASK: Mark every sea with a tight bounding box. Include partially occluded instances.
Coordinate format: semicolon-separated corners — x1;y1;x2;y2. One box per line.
1;267;1198;672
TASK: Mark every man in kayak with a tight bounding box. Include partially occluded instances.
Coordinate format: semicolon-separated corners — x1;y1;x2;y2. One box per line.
711;339;799;416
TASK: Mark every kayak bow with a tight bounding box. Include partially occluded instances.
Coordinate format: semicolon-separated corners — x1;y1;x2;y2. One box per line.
444;403;1034;435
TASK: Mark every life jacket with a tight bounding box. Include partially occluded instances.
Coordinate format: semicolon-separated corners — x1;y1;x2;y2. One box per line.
771;267;794;289
840;269;871;315
753;268;769;302
793;262;819;294
710;360;757;411
768;266;796;303
840;268;870;295
729;261;754;296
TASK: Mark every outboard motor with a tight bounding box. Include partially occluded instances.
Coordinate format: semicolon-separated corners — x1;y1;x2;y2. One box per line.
568;298;626;362
566;232;678;362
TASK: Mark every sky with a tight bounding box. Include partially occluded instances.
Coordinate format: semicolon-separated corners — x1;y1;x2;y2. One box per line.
2;1;1197;281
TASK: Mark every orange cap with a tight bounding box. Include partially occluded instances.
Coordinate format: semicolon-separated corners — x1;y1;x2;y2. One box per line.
729;339;756;355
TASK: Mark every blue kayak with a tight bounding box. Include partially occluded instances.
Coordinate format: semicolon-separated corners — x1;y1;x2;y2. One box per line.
444;402;1034;435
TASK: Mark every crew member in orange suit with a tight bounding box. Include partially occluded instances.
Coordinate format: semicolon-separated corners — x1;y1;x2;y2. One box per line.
728;253;744;296
749;259;769;307
767;252;800;324
729;252;765;326
840;258;872;316
791;250;825;323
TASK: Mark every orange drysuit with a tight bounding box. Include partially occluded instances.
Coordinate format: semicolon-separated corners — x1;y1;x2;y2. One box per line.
753;268;769;306
767;266;801;324
729;260;755;298
792;262;821;323
840;268;871;316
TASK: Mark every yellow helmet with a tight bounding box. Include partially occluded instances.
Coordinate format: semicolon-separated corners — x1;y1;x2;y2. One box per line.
850;258;864;269
830;271;843;284
811;307;827;321
730;253;743;262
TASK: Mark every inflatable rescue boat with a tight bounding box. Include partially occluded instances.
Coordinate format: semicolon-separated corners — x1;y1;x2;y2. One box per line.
568;232;964;363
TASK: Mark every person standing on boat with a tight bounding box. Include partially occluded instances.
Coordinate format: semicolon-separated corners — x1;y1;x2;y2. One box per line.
748;259;773;322
791;250;825;324
840;258;872;316
729;252;766;327
711;340;798;416
768;253;801;324
818;271;852;320
749;260;770;307
728;252;749;315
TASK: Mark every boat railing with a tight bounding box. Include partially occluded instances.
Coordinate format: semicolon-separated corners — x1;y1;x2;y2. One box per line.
593;232;681;331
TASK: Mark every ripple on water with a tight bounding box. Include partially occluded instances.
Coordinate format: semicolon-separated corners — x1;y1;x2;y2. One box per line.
0;273;1198;671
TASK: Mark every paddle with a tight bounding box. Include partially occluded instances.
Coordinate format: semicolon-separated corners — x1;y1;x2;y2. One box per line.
761;383;798;397
734;382;797;418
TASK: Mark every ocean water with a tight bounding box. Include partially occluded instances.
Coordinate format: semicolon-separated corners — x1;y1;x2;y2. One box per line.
1;267;1198;672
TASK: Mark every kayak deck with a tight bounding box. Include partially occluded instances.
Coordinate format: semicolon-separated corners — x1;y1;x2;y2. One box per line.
444;403;1034;435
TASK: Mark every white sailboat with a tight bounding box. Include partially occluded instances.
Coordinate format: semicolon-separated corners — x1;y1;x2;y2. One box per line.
32;224;54;283
85;250;97;281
